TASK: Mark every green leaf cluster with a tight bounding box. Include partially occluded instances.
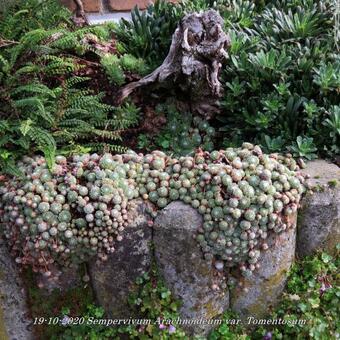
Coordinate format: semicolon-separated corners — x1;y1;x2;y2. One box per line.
209;250;340;339
57;266;186;339
0;0;139;175
137;102;216;156
101;53;148;86
52;250;339;339
114;0;183;68
216;0;339;158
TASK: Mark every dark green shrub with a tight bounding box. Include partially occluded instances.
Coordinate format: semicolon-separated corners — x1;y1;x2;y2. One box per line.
217;0;339;158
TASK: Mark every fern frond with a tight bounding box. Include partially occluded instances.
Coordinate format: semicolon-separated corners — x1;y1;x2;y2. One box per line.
27;127;56;150
12;83;56;98
39;55;80;75
93;129;122;140
83;143;128;154
14;97;54;125
93;118;136;129
0;157;23;177
0;120;10;130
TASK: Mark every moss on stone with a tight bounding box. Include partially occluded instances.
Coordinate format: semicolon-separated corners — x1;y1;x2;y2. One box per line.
0;305;8;340
328;179;338;187
22;268;94;339
244;267;288;320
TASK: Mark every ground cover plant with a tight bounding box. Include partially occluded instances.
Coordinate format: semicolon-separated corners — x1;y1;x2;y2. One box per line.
0;145;306;279
1;0;338;175
26;250;339;339
0;0;339;339
215;0;339;158
211;250;340;339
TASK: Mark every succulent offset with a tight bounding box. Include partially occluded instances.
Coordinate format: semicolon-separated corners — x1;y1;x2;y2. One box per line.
0;144;307;282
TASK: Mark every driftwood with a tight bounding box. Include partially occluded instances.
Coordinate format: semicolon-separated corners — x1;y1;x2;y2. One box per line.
118;10;230;118
71;0;88;27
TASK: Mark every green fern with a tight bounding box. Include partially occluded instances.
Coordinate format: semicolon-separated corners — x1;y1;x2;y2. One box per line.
101;54;126;86
0;0;137;175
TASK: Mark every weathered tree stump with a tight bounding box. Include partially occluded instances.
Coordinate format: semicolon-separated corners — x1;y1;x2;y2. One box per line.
118;10;230;118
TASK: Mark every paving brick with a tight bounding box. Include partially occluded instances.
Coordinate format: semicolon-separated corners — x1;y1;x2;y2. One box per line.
108;0;178;11
60;0;100;12
83;0;101;12
61;0;179;13
108;0;151;11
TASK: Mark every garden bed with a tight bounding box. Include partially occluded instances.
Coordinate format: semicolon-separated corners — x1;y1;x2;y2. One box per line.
0;0;339;339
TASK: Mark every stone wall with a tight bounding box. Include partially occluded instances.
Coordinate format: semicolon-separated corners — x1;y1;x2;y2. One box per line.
0;160;339;338
80;160;340;336
60;0;179;12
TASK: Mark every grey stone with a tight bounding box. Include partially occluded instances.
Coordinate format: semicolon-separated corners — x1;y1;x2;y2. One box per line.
88;199;153;318
154;201;229;336
86;12;131;25
0;239;34;340
37;265;82;294
297;160;340;257
230;218;297;321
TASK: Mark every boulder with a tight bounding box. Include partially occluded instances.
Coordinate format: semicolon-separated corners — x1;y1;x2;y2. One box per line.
0;239;34;340
297;160;340;257
230;218;297;321
88;199;153;318
154;201;229;336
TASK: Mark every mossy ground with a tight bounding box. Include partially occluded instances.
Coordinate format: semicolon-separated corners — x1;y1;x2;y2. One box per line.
22;268;94;339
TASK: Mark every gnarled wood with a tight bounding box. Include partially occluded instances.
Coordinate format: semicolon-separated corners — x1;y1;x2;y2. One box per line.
72;0;88;26
118;10;230;118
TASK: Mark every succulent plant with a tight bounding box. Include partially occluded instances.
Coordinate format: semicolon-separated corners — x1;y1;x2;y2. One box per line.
0;144;307;284
141;105;217;156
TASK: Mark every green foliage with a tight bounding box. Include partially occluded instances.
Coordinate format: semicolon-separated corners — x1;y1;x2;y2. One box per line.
0;0;70;40
260;135;286;153
208;312;250;340
120;53;148;74
57;266;186;339
179;0;224;12
52;251;339;339
101;53;147;85
252;250;340;339
209;250;340;339
0;0;138;174
114;0;182;68
217;0;339;158
313;59;340;94
288;136;317;160
322;105;340;155
101;54;126;85
54;305;116;340
222;0;256;28
138;103;216;156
